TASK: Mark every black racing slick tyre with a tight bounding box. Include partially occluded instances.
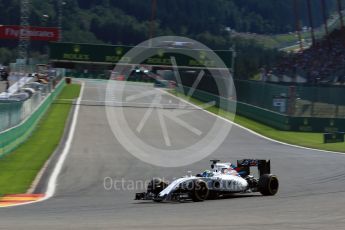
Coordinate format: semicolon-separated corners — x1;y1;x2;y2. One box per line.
258;174;279;196
147;178;168;196
191;180;209;202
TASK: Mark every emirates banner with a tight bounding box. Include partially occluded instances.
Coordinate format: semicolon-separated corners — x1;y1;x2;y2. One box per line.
0;25;59;41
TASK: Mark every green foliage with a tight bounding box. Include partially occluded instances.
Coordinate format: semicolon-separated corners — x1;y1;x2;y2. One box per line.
0;48;15;65
1;0;341;45
0;0;342;77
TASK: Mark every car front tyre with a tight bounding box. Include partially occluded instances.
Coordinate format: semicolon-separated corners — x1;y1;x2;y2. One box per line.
191;180;209;202
147;178;168;196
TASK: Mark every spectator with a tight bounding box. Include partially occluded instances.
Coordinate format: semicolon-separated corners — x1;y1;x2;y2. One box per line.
268;28;345;85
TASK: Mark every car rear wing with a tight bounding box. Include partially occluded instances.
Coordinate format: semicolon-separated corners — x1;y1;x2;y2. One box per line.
236;159;271;177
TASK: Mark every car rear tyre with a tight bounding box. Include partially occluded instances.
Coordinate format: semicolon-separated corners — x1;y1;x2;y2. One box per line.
258;174;279;196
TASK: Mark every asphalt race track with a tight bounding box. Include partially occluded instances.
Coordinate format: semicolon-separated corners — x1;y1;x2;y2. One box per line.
0;80;344;230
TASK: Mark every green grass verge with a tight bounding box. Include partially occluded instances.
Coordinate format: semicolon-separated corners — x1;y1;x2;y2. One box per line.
171;91;345;153
0;84;81;195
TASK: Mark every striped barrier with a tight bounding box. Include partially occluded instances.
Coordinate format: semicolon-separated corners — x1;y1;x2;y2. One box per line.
0;194;44;207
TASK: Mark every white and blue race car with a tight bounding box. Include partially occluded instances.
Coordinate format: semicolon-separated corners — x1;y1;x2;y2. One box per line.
135;159;279;202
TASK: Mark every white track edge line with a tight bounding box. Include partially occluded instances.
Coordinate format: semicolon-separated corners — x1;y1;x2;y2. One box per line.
159;89;345;156
44;81;85;198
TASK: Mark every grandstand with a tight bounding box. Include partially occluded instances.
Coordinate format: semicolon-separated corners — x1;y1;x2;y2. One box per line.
268;28;345;85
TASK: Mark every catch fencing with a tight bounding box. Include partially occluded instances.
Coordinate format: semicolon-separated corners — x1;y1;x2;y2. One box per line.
0;79;66;157
178;82;345;132
236;80;345;118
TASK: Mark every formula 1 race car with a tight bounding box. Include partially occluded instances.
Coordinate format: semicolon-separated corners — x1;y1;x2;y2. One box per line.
135;159;279;202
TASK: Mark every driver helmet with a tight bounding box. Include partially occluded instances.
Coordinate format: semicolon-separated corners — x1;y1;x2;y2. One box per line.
202;170;213;177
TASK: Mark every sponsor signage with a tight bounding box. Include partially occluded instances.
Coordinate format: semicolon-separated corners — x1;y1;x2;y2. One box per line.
0;25;59;41
324;132;345;143
49;42;233;68
273;96;287;113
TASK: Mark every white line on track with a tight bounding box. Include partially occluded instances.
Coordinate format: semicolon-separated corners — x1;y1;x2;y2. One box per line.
56;99;195;109
44;81;85;198
160;89;345;156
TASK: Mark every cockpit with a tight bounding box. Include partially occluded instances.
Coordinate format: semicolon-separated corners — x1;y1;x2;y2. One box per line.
211;162;239;176
199;162;240;178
